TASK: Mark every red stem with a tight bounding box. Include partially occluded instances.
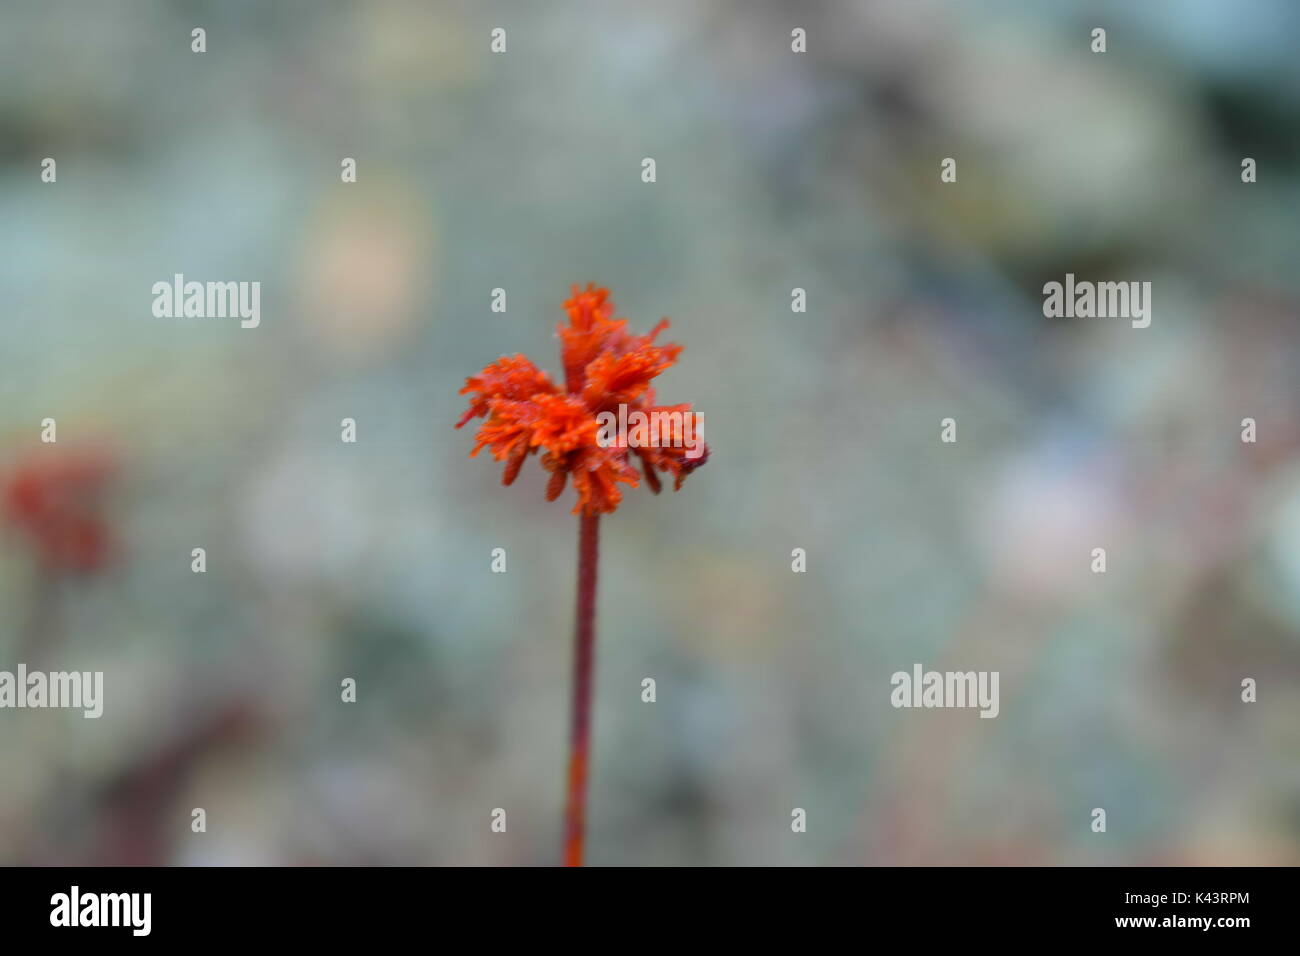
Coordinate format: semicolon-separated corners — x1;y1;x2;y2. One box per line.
563;512;600;866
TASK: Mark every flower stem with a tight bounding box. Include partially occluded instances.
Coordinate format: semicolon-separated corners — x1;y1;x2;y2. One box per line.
563;512;600;866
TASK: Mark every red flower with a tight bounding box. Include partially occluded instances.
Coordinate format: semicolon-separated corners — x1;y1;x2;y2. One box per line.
2;446;116;574
456;284;708;515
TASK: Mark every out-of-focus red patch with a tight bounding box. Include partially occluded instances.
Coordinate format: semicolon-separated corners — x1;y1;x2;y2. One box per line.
2;446;117;573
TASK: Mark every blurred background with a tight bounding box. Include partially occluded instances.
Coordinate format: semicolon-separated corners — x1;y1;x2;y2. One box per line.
1;0;1298;865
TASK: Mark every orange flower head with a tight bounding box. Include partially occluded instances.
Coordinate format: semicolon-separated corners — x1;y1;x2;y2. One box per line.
456;284;708;515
